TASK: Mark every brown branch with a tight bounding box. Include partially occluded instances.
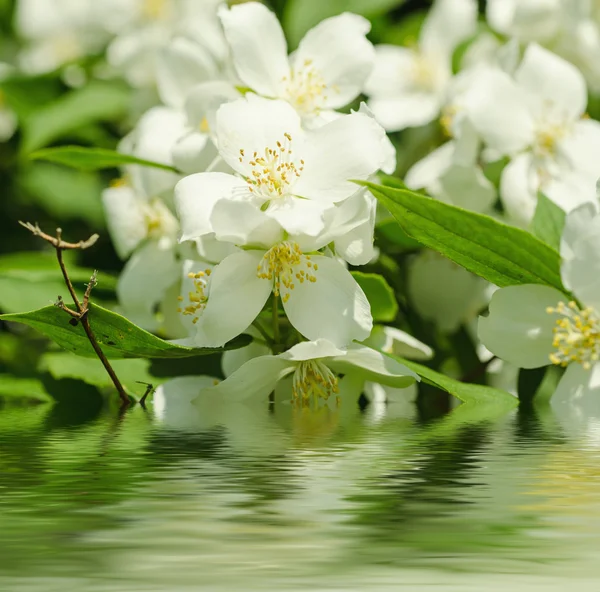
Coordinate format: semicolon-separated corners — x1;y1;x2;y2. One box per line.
136;382;156;409
21;222;130;406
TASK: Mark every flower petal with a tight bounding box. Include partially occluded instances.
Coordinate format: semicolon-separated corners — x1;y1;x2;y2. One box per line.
328;344;419;388
219;2;289;96
365;45;413;97
364;325;434;361
101;185;147;259
183;80;240;130
174;172;245;241
499;153;539;226
156;37;218;110
279;339;346;362
368;94;442;132
420;0;478;56
560;210;600;310
560;119;600;177
478;284;564;369
210;197;284;248
216;94;304;177
515;43;586;120
551;362;600;423
117;239;180;331
282;255;372;346
294;112;390;203
462;68;535;156
193;250;272;347
171;131;218;175
292;13;375;109
201;355;296;402
265;196;328;237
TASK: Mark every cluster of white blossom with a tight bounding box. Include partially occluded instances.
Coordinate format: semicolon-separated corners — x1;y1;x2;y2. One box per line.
81;0;600;408
100;1;425;407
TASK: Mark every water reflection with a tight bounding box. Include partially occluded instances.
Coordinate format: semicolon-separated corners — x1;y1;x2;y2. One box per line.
0;395;600;590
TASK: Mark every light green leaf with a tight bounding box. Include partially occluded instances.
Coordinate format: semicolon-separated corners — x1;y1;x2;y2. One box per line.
29;146;179;173
530;193;566;253
39;353;162;397
0;252;116;313
363;181;564;291
21;80;130;154
0;375;53;402
0;303;251;359
351;272;398;322
396;356;518;412
19;163;105;225
283;0;406;48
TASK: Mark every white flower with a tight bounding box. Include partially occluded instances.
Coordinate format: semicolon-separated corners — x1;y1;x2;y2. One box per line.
176;238;373;348
365;0;477;131
405;117;496;213
219;2;375;125
409;250;490;334
107;0;228;89
120;106;185;198
175;94;391;239
102;180;181;330
197;339;419;405
463;43;600;225
478;201;600;407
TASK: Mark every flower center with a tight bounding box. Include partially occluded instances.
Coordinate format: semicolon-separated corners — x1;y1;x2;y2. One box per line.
178;269;211;324
143;0;169;20
281;59;330;116
292;360;339;404
238;133;304;201
256;242;317;303
143;198;177;240
410;52;438;92
546;300;600;369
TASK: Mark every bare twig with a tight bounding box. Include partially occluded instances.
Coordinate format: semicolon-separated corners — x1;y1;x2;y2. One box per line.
136;382;156;409
21;222;130;406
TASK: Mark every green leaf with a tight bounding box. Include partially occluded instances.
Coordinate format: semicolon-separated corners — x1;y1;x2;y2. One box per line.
283;0;406;48
351;272;398;322
0;375;53;402
0;303;251;359
396;356;518;412
39;353;162;397
29;146;179;173
363;181;564;291
0;252;116;314
530;193;566;252
20;80;131;154
19;163;105;225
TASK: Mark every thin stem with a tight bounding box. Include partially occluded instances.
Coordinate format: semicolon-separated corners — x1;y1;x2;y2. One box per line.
251;320;273;347
272;293;280;351
21;222;130;406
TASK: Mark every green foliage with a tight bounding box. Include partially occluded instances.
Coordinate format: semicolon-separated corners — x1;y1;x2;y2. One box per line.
363;181;564;291
18;163;105;225
351;272;398;322
29;146;179;173
397;356;518;412
20;81;131;154
0;303;251;359
283;0;406;47
0;252;116;313
530;193;566;253
0;375;53;402
40;353;161;396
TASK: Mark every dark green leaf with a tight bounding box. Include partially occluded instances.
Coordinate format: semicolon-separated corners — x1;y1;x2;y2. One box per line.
530;193;566;252
29;146;179;173
21;80;130;154
362;181;564;291
351;272;398;322
0;303;251;359
396;355;518;412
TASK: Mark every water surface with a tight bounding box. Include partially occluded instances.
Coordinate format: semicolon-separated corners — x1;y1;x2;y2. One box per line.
1;395;599;591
